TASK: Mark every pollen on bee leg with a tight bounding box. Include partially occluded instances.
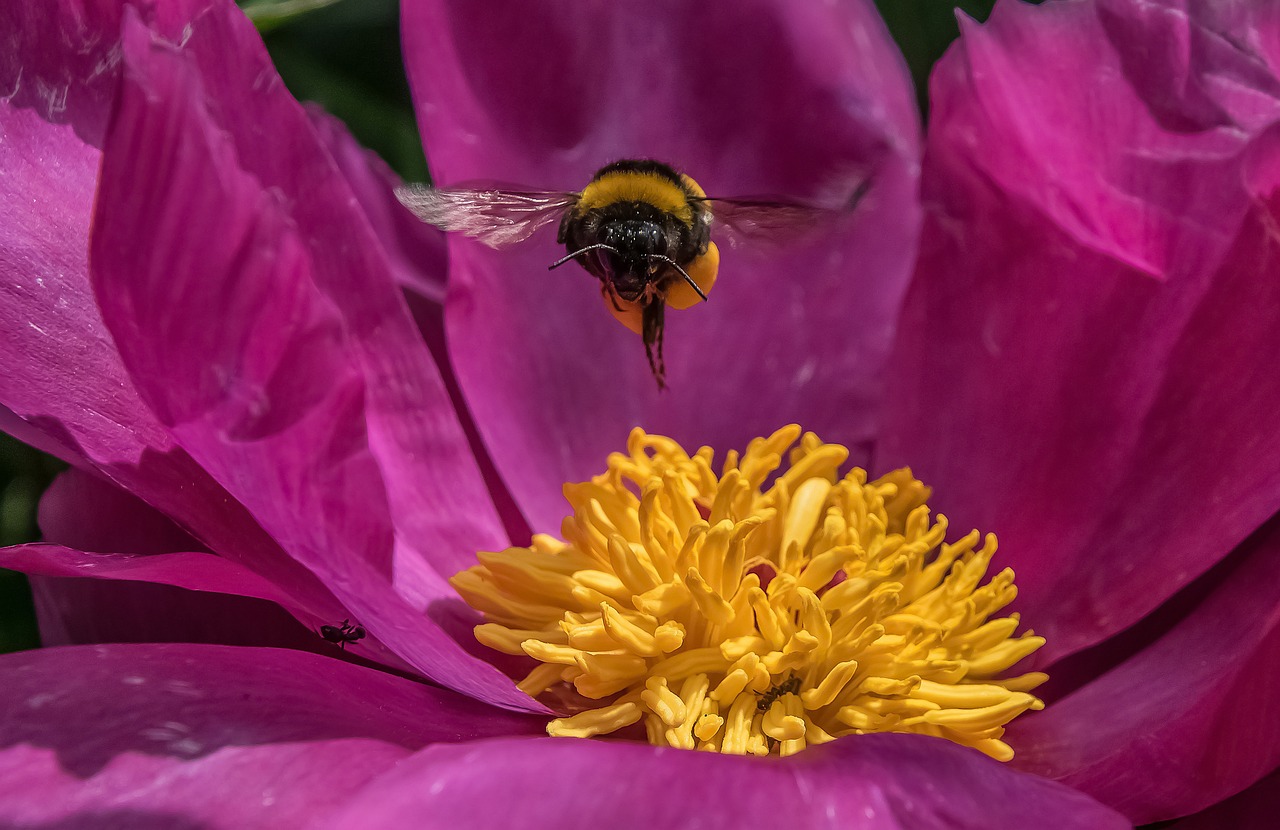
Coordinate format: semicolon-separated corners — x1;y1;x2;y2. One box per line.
666;241;719;310
452;427;1048;758
601;288;644;334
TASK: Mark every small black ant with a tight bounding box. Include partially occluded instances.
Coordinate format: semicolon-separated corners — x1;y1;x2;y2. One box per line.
756;675;802;713
320;619;366;650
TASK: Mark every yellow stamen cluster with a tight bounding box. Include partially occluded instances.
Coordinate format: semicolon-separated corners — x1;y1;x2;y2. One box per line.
451;426;1047;759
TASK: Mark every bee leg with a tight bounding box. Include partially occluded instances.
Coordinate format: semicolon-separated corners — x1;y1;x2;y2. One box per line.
605;284;627;313
642;302;667;390
656;312;666;382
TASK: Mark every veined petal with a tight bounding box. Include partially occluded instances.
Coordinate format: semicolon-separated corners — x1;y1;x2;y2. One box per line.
9;541;339;658
38;467;206;557
939;0;1280;281
2;544;293;607
879;0;1280;662
0;644;543;829
303;106;533;546
306;104;448;306
402;0;922;533
0;0;350;626
320;734;1128;830
25;466;358;657
90;4;532;709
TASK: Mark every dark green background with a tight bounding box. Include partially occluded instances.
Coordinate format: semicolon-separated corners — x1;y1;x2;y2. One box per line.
0;0;999;653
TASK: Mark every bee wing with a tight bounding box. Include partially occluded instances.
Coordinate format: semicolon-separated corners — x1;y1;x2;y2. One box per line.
698;178;873;251
395;184;580;249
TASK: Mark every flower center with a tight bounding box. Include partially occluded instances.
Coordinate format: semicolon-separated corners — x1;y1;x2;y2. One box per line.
451;426;1046;759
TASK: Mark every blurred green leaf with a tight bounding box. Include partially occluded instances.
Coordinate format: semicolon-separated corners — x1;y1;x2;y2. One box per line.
0;434;63;547
258;0;429;181
240;0;344;34
0;433;63;654
0;569;37;654
876;0;1000;118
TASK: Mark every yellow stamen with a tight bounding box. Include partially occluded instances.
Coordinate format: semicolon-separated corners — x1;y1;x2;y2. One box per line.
451;426;1046;759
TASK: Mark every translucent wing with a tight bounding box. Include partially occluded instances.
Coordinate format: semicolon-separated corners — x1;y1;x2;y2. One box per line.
395;184;580;249
698;178;873;250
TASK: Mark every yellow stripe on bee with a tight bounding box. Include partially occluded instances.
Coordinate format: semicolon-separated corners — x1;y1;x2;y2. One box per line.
579;171;693;225
679;173;707;199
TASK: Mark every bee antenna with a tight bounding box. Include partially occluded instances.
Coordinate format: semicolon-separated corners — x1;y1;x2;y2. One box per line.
549;244;620;270
649;254;708;303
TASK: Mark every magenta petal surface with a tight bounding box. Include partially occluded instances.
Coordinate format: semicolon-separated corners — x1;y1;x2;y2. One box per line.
323;733;1127;830
0;644;543;829
1;544;295;607
0;0;349;625
29;575;330;652
1008;518;1280;824
878;0;1280;661
306;104;531;542
28;466;348;654
307;104;448;305
937;0;1280;282
39;466;206;556
2;739;408;830
89;4;533;709
29;468;295;634
403;0;922;532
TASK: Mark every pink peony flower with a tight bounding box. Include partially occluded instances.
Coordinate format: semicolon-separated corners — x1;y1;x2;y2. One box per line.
0;0;1276;826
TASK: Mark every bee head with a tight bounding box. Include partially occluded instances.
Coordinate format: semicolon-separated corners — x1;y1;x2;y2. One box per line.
597;219;668;298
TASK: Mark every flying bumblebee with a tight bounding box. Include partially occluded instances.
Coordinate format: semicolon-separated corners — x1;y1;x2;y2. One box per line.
396;159;868;388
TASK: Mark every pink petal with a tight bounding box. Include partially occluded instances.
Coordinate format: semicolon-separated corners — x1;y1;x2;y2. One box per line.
2;544;293;607
0;643;544;828
89;5;532;709
38;467;206;556
322;734;1128;830
878;0;1280;662
306;103;448;306
402;0;922;533
26;467;356;657
1007;516;1280;824
28;577;327;653
305;104;533;545
0;0;351;625
941;0;1279;281
2;740;409;829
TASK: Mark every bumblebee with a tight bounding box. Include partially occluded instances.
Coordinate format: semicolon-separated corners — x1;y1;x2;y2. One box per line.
396;159;868;388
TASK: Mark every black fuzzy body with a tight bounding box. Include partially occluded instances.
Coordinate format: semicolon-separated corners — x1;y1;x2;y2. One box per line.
561;200;693;302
